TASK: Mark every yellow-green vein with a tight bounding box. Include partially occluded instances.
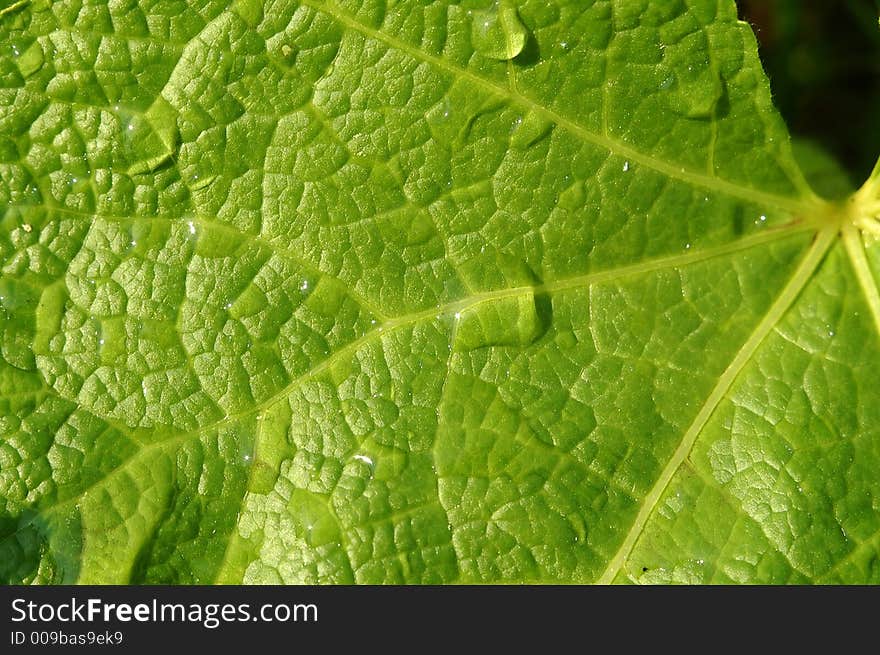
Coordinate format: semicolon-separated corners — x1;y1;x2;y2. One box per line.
597;226;837;584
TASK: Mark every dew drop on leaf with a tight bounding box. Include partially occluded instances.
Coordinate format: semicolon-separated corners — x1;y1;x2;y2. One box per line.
659;59;723;119
471;1;528;61
454;289;546;351
426;98;457;145
15;41;43;78
353;453;374;470
557;181;586;210
510;111;553;149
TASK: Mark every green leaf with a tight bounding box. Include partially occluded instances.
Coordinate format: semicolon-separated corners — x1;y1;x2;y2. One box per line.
790;138;854;201
1;0;879;584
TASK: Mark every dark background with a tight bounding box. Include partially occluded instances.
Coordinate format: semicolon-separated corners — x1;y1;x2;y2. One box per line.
739;0;880;185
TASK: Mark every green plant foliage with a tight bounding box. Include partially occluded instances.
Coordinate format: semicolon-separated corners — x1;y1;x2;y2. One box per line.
1;0;879;584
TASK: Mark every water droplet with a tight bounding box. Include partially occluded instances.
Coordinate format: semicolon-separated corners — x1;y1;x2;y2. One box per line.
557;181;585;210
828;330;835;337
509;111;553;149
300;280;309;291
622;161;630;172
471;1;528;61
22;223;32;233
427;95;467;147
454;289;543;351
353;454;374;468
659;65;723;119
759;215;767;222
188;221;196;235
685;243;691;250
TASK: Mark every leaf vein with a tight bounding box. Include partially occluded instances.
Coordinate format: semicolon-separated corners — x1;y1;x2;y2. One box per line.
596;226;836;583
302;0;817;214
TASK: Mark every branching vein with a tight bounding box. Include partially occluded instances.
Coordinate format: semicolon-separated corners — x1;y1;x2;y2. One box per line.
302;0;819;215
596;226;836;584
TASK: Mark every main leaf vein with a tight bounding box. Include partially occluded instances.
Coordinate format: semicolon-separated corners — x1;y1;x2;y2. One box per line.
596;226;837;584
301;0;819;215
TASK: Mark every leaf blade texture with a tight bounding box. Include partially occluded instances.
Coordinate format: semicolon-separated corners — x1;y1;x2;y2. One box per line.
1;0;878;584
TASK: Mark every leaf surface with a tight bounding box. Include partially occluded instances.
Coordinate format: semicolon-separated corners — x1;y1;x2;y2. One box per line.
1;0;879;584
